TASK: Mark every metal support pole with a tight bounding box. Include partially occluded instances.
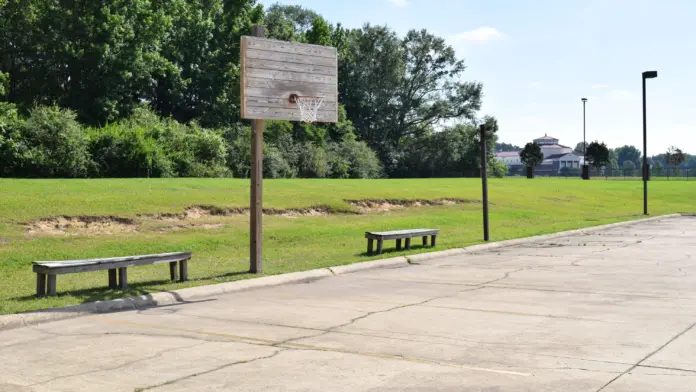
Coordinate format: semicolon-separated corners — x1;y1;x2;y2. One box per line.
250;25;265;273
581;98;589;180
480;124;489;242
642;77;648;216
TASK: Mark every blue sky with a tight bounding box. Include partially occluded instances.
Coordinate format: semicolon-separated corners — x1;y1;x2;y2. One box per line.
260;0;696;154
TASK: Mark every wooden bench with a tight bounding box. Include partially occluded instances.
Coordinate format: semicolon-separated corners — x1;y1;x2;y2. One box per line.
365;229;439;255
33;252;192;297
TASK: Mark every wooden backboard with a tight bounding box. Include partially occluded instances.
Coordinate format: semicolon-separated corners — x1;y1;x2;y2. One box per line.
240;36;338;123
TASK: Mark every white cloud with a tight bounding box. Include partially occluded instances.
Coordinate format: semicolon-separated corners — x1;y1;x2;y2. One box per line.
592;84;609;89
452;27;503;43
389;0;409;7
529;82;541;88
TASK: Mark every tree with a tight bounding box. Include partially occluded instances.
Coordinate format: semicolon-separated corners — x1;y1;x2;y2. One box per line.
623;160;636;176
339;25;482;174
615;145;641;167
665;146;686;169
575;142;588;154
519;142;544;168
585;141;610;169
265;4;321;42
495;142;520;152
1;0;263;126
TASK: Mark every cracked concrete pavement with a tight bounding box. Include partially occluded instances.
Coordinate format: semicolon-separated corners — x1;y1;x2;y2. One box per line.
2;216;696;391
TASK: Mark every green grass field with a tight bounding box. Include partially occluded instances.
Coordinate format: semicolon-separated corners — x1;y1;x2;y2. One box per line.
1;178;694;315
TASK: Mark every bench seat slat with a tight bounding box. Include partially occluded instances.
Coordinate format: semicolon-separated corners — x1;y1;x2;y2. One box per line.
365;229;439;240
32;252;192;275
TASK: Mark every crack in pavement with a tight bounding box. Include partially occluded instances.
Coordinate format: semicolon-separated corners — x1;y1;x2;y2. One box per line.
28;341;203;387
134;348;287;391
273;269;529;348
595;321;696;391
636;364;696;374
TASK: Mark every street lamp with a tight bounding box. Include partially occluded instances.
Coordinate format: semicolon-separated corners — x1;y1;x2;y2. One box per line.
642;70;658;215
581;98;588;180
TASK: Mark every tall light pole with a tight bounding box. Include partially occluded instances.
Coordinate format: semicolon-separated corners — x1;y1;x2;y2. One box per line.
642;70;658;215
581;98;588;180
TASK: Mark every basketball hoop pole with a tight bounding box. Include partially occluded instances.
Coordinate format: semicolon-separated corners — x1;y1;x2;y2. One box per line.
250;25;265;273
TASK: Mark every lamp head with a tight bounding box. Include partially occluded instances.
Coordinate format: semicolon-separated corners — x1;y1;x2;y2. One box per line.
642;70;658;79
581;98;588;102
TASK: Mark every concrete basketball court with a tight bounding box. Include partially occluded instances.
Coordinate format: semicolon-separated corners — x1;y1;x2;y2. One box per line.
1;216;696;391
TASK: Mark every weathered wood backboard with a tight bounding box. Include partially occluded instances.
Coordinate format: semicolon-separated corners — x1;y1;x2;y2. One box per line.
240;36;338;123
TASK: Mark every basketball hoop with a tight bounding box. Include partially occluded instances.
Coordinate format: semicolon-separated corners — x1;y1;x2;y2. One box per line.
289;94;325;123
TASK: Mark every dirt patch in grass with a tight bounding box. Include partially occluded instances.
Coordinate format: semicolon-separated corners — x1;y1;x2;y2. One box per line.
26;216;138;236
346;198;478;213
153;223;226;232
25;199;473;235
145;205;336;221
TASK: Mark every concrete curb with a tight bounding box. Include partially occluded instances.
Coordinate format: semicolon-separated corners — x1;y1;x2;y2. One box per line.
328;256;409;275
0;213;683;332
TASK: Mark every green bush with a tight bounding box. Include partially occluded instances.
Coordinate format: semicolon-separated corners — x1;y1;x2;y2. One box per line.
488;158;508;178
327;139;382;179
89;123;174;178
90;108;229;178
161;122;230;178
0;103;24;176
297;142;329;178
12;106;91;178
222;124;251;178
263;146;295;178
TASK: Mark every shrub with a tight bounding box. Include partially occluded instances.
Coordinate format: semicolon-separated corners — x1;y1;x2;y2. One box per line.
0;103;24;176
263;146;295;178
89;123;174;178
15;106;91;177
221;124;251;178
488;158;508;178
327;139;382;179
161;122;230;178
296;142;329;178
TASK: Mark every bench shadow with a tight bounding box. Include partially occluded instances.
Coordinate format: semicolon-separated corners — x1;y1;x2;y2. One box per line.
12;270;253;306
358;244;436;257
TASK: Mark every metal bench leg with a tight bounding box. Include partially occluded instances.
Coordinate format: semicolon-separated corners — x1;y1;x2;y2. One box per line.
47;275;57;296
376;240;383;255
422;236;428;246
405;238;411;250
431;235;437;247
108;269;117;289
367;239;374;255
118;267;128;289
396;239;402;251
36;273;46;297
179;260;188;282
169;262;178;282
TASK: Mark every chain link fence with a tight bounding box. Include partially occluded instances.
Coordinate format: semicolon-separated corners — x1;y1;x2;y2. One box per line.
514;167;696;180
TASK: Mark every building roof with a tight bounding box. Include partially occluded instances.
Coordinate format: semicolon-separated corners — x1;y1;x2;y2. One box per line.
496;151;520;157
545;153;576;160
534;134;558;141
540;144;571;149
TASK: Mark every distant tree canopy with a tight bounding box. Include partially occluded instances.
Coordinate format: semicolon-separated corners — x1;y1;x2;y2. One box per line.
575;142;588;154
622;160;636;172
614;145;642;167
585;141;610;169
496;142;520;152
665;146;686;169
519;142;544;168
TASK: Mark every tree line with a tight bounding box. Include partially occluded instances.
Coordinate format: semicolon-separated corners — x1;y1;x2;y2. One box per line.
517;140;693;177
0;1;502;179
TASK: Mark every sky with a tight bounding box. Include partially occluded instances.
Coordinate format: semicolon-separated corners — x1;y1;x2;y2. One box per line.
259;0;696;153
